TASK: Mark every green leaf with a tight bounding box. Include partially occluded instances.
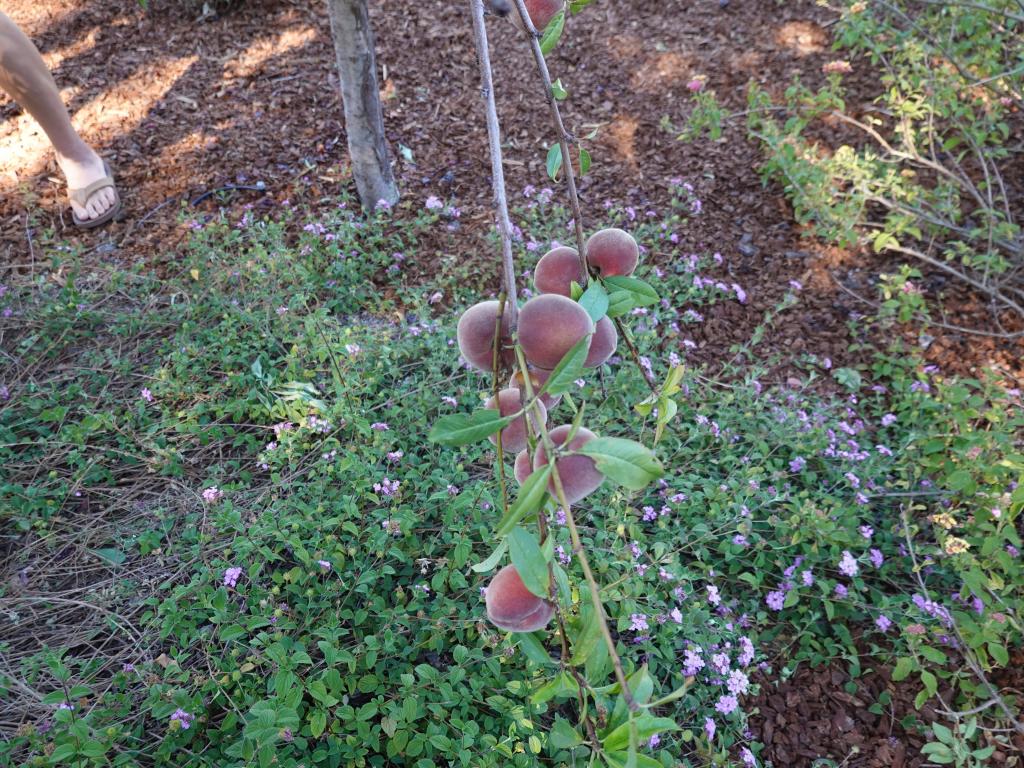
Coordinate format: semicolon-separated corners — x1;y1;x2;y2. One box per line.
570;603;602;665
508;526;550;598
988;642;1009;666
546;144;563;181
49;744;77;764
542;335;591;396
495;465;552;536
579;438;663;489
530;671;578;705
539;9;565;55
429;410;513;446
549;716;584;750
604;277;658;319
517;632;556;666
603;753;663;768
578;148;592;176
309;709;327;738
892;656;915;682
946;469;975;493
89;547;127;566
918;645;948;665
471;539;508;573
603;715;678;752
551;79;568;101
578;281;609;322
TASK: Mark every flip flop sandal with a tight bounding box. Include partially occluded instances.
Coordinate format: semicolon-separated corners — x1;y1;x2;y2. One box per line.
69;161;122;229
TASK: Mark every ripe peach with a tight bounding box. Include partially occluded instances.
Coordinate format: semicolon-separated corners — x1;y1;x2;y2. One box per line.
532;424;603;504
457;300;515;372
534;246;585;297
518;294;593;370
486;387;547;454
584;316;617;368
509;0;563;32
485;564;554;632
508;367;561;410
585;228;639;277
514;449;533;485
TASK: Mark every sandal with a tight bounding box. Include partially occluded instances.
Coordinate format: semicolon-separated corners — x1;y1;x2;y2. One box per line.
69;161;122;229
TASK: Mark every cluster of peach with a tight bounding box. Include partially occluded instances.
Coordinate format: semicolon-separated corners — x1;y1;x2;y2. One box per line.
455;228;641;633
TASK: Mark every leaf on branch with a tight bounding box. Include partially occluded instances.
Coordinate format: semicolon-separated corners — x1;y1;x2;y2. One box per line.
546;144;563;181
539;9;565;55
429;410;513;446
578;147;592;176
578;281;609;322
548;716;584;749
508;526;550;598
542;335;590;395
495;465;552;536
470;539;508;573
579;438;663;490
604;276;660;317
551;79;568;101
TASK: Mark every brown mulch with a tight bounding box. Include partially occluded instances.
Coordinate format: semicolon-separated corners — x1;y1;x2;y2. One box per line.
3;0;1019;384
749;655;1024;767
1;0;1021;761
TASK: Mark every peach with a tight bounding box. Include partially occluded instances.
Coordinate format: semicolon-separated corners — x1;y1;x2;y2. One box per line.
518;294;593;370
533;246;585;297
533;424;603;504
584;316;617;368
509;0;563;32
508;367;561;410
485;564;554;632
514;449;533;485
585;228;639;277
486;387;547;454
457;300;515;372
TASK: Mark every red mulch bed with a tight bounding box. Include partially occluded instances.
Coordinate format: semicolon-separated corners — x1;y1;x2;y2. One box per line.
1;0;1021;762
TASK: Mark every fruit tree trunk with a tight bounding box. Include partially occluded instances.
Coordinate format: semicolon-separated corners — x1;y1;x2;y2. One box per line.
325;0;399;210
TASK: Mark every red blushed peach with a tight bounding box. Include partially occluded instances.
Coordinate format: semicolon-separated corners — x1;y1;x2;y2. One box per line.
508;367;561;410
585;228;639;277
534;246;584;297
533;424;603;504
509;0;563;32
518;294;593;370
486;387;547;454
584;316;617;368
485;564;554;632
457;300;516;373
514;449;533;485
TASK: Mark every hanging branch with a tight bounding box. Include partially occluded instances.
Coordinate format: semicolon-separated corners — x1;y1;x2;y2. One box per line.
509;0;588;280
470;0;520;324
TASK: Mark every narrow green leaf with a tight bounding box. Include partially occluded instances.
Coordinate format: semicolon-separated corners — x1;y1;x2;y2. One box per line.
579;437;663;489
578;147;592;176
578;281;609;322
470;539;508;573
605;276;659;317
508;526;550;598
539;9;565;55
570;603;602;665
542;335;590;396
429;410;513;446
551;79;568;101
495;465;552;536
517;631;555;666
546;144;563;181
602;715;679;753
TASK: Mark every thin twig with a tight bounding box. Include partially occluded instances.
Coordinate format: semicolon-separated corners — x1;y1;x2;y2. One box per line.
510;0;588;277
515;346;637;714
469;0;519;323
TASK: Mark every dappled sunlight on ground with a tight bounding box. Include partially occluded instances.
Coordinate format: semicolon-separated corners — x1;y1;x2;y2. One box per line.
775;20;828;56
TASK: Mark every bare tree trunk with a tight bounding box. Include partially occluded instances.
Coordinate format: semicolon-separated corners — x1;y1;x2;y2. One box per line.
325;0;399;210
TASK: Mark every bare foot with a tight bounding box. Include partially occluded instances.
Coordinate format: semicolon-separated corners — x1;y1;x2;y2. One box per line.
56;148;117;221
